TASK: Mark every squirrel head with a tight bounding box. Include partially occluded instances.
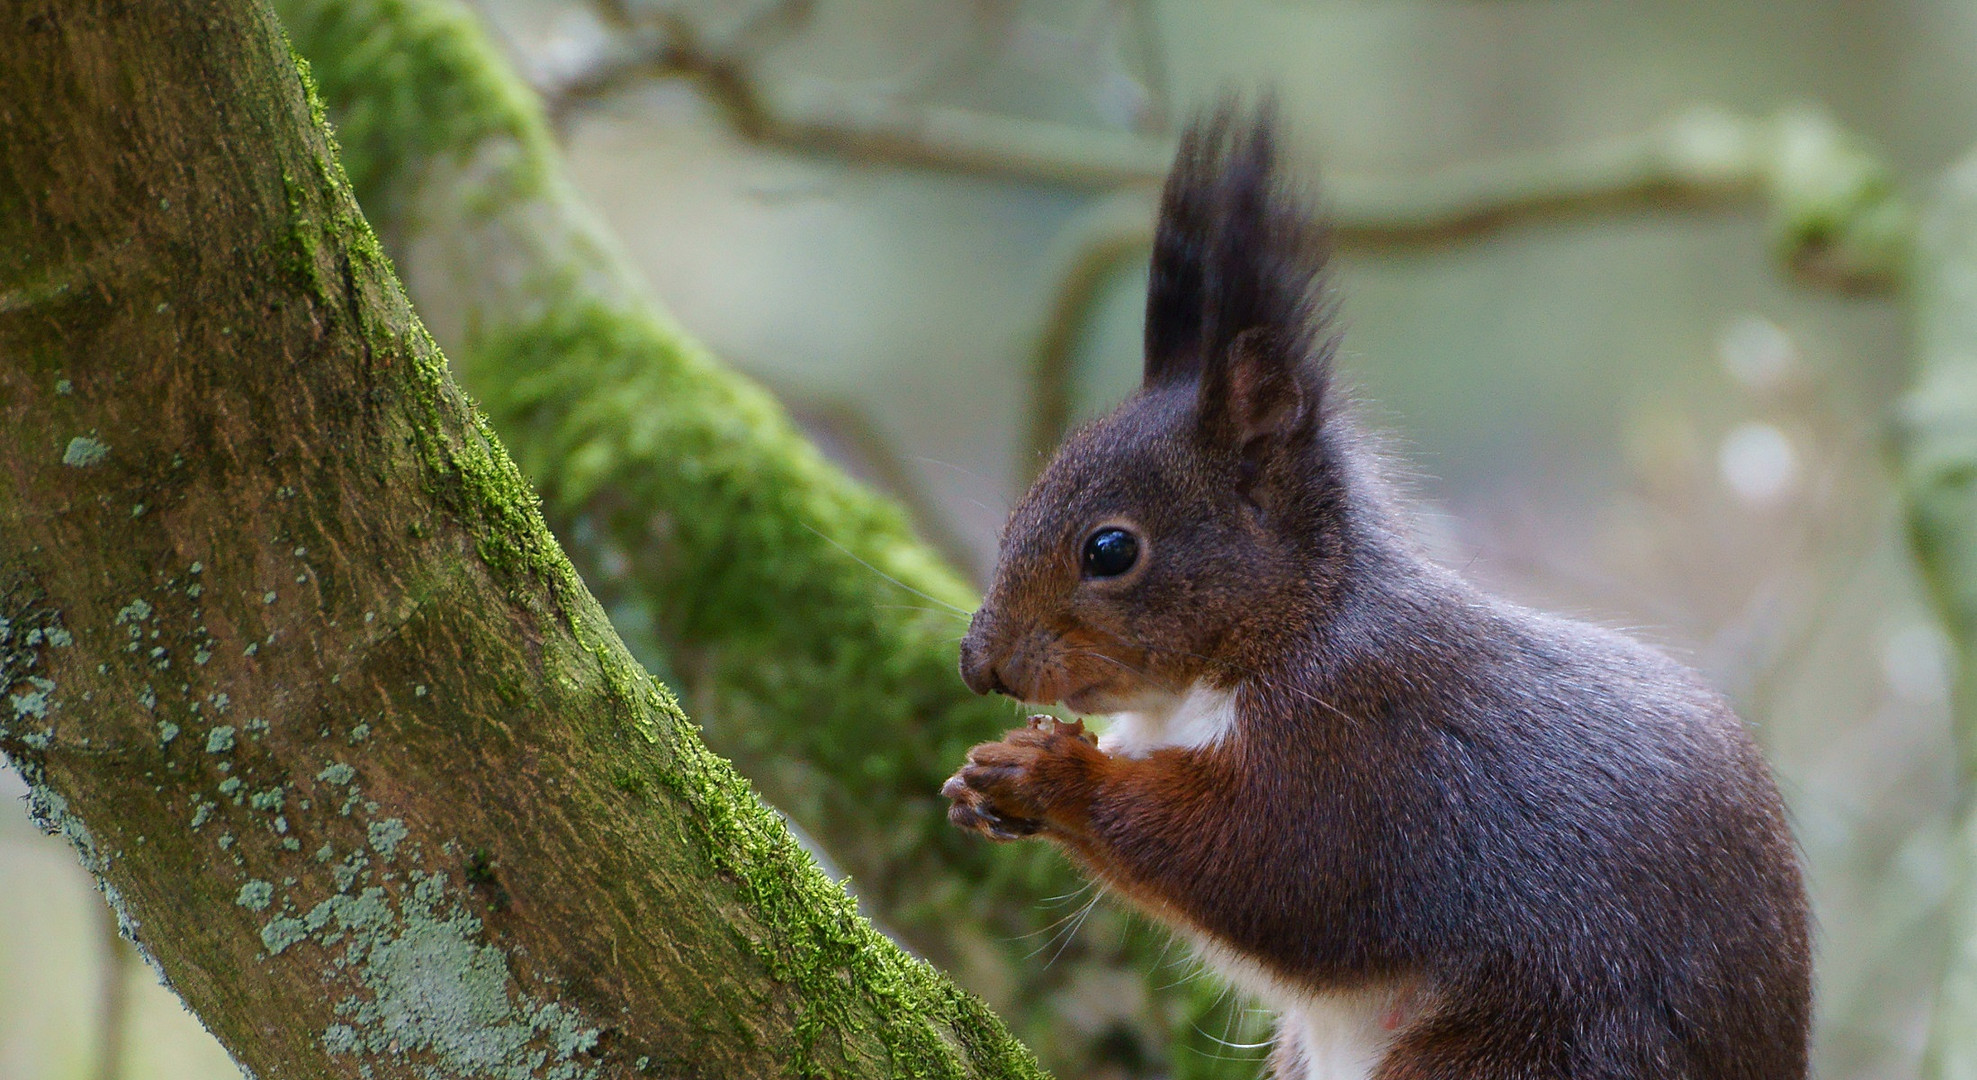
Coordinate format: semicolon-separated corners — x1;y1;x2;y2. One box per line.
962;102;1356;711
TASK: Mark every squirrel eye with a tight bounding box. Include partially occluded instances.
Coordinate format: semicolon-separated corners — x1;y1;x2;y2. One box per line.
1082;527;1140;578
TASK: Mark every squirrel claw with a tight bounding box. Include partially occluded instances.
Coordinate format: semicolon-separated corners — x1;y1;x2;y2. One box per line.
944;780;1043;841
942;718;1101;842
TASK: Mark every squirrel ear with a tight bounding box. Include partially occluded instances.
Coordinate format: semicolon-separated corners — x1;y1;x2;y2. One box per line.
1157;99;1336;456
1200;327;1312;457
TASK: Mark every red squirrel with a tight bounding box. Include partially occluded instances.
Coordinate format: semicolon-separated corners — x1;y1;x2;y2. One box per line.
942;103;1810;1080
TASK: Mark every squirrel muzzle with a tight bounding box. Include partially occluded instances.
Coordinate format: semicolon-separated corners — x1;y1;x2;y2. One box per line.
958;614;1013;697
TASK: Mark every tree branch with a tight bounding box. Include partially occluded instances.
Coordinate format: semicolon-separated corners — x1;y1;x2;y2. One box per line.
1020;105;1912;472
275;0;1266;1074
538;2;1911;287
0;1;1043;1075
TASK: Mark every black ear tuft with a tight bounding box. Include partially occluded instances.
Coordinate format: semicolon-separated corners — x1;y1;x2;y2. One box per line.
1142;97;1336;443
1142;110;1225;385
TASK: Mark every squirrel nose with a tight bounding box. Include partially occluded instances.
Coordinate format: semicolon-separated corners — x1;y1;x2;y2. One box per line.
959;636;1014;697
961;655;1012;697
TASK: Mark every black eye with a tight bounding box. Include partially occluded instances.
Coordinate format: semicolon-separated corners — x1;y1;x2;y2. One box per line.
1082;527;1140;578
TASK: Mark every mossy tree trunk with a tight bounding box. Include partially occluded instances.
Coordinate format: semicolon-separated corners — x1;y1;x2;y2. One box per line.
270;1;1261;1075
0;2;1045;1076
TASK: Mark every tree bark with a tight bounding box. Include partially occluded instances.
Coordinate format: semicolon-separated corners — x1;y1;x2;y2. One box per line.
268;1;1264;1075
0;2;1045;1076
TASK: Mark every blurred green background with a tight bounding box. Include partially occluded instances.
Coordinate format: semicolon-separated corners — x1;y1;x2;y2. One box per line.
3;1;1967;1076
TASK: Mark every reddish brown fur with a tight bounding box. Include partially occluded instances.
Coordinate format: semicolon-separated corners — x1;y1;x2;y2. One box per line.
943;103;1809;1080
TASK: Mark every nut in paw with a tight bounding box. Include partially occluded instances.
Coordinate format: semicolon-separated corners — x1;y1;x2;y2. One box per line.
941;715;1100;841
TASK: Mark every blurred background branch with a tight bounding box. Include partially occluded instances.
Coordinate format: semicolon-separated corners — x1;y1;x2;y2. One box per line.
1901;149;1977;1080
525;0;1916;487
90;903;131;1080
1021;104;1911;475
535;3;1913;290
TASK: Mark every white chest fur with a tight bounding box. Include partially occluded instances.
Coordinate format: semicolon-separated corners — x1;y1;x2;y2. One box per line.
1191;938;1405;1080
1095;681;1240;757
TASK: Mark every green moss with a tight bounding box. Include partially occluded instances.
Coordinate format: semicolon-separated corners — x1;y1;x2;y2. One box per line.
642;675;1046;1079
609;769;646;796
275;0;552;216
280;26;585;626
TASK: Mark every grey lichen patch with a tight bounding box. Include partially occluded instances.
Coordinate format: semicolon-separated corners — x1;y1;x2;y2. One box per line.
262;856;601;1079
331;874;598;1078
331;850;368;893
323;1023;360;1054
262;915;308;956
206;726;236;753
317;761;356;786
61;435;109;467
15;764;104;873
368;817;408;860
0;603;69;743
158;720;179;744
10;676;54;720
237;879;274;911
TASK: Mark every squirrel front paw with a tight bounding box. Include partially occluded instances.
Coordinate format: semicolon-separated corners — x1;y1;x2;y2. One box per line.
942;715;1100;842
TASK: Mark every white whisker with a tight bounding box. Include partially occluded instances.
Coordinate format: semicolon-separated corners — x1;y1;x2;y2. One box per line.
800;521;975;618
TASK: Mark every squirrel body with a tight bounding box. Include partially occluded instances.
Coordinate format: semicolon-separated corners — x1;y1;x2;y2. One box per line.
943;104;1809;1080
